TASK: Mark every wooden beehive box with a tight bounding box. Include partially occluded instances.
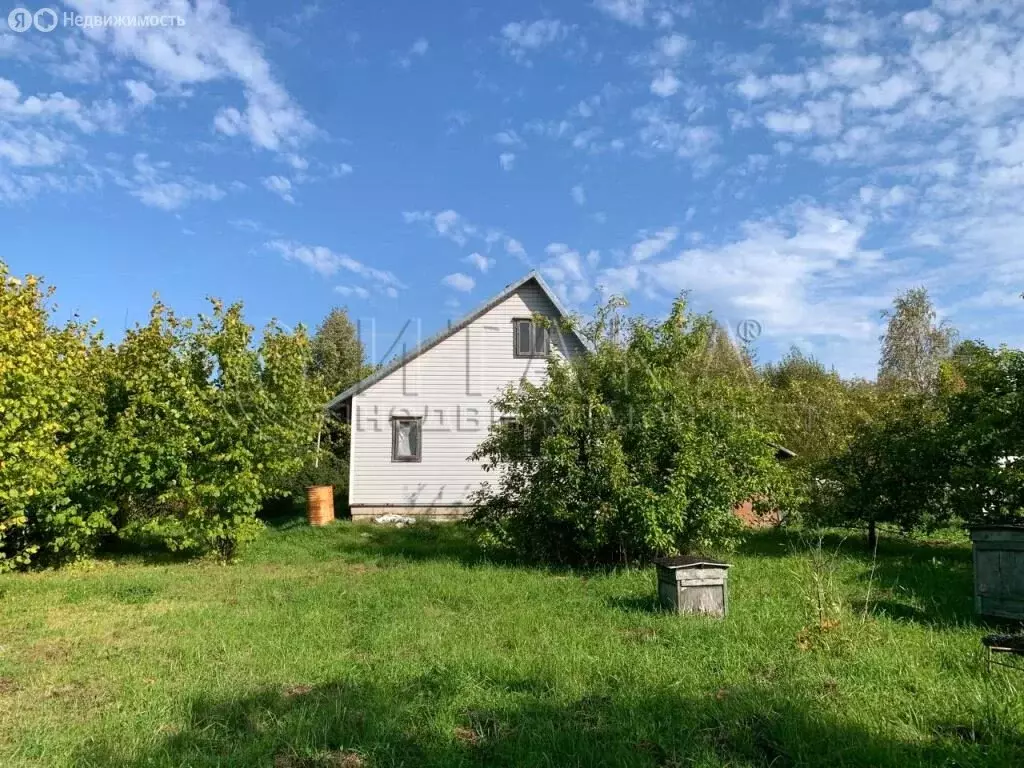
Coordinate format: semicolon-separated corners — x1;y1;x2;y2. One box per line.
653;555;731;618
970;526;1024;620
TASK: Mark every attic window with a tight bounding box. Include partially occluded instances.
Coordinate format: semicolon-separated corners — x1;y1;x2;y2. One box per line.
391;417;422;462
513;318;550;358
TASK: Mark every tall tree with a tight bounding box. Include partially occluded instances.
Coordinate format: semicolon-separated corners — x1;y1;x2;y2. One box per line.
878;287;957;395
762;347;877;467
701;320;757;386
944;341;1024;525
825;392;952;549
309;307;369;396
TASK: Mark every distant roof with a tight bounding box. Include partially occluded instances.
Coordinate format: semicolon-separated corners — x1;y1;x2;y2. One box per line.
772;443;797;460
326;271;587;411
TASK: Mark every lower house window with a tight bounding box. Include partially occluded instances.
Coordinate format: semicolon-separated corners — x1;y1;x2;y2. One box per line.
392;417;422;462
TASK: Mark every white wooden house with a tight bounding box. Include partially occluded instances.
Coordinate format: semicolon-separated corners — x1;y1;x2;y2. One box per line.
327;272;587;520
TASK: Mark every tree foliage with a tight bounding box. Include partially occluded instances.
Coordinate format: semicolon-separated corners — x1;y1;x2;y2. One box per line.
817;392;953;543
469;296;795;566
310;307;370;396
762;348;877;468
99;300;323;559
0;264;112;570
943;342;1024;524
287;306;369;508
878;287;956;396
819;341;1024;539
795;289;967;545
0;259;324;568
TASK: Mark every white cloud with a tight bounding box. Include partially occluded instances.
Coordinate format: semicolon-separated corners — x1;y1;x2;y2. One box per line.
650;70;681;97
849;74;918;110
442;272;476;292
620;206;890;350
403;209;528;270
634;105;719;162
63;0;315;153
398;37;429;68
736;72;825;100
594;0;647;27
123;79;156;107
717;0;1024;350
0;77;112;133
903;9;943;35
657;34;689;59
262;174;294;203
571;184;586;205
403;208;483;247
404;210;528;272
334;284;370;299
0;125;71;167
499;152;515;171
500;19;568;62
598;265;641;295
493;129;524;146
763;110;814;136
505;237;528;262
824;53;884;83
46;36;108;83
465;252;495;272
0;166;101;203
542;242;598;303
630;226;678;261
266;239;404;292
124;153;224;211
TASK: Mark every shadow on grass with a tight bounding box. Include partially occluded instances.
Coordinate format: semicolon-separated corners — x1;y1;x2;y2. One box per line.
260;490;353;525
325;523;642;577
606;594;664;615
93;533;196;567
329;521;500;568
740;528;983;628
75;672;1023;768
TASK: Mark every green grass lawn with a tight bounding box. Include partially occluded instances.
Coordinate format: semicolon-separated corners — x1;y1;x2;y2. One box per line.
0;520;1021;767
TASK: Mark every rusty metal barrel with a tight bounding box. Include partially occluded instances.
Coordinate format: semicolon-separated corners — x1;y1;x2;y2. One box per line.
306;485;335;526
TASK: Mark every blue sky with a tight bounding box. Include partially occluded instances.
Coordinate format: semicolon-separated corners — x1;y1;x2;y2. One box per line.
2;0;1023;377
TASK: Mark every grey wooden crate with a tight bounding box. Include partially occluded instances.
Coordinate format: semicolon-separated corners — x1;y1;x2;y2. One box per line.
653;556;731;618
970;526;1024;621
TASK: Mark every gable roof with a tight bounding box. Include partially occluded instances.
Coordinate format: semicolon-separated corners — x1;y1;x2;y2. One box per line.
325;271;586;411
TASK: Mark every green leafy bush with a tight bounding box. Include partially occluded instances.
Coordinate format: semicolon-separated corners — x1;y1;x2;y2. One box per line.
0;265;113;570
1;258;327;567
470;295;795;566
100;300;324;559
944;342;1024;524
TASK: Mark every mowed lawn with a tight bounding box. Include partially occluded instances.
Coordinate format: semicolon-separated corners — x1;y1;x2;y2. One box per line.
0;520;1022;767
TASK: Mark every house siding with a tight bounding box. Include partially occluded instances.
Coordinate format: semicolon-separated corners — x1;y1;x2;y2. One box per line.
349;280;584;510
